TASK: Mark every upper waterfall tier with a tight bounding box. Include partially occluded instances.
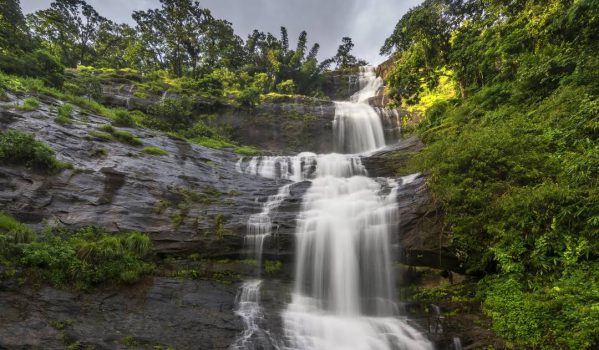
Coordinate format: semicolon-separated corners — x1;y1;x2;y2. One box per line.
333;66;386;154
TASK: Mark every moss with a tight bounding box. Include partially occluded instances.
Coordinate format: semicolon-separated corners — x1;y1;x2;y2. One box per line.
121;336;139;348
214;214;225;240
142;146;168;156
264;260;283;275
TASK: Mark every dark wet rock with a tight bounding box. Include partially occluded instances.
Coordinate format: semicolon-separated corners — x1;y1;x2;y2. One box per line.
0;278;240;350
207;102;338;154
322;72;362;100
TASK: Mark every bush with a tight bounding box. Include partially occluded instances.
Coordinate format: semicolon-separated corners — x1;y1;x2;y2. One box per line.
88;131;114;142
16;97;40;111
276;79;296;94
112;109;135;127
96;125;141;146
56;103;73;125
19;227;155;288
0;130;69;172
113;129;142;146
0;212;34;260
146;97;193;131
235;146;260;156
482;267;599;349
142;146;168;156
0;49;64;88
236;87;261;107
178;76;224;97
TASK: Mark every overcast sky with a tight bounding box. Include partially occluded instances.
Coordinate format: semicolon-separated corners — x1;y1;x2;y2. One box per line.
21;0;422;65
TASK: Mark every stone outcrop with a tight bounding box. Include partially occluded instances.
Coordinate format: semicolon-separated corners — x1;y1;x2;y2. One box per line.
0;278;240;350
0;93;284;257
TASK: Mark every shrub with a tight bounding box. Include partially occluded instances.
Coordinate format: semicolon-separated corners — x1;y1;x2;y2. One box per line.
16;97;40;111
0;130;69;172
142;146;168;156
236;87;261;107
96;125;141;146
0;211;34;255
19;227;155;289
235;146;260;156
146;97;193;131
276;79;296;94
55;103;73;125
179;76;224;97
88;131;114;142
112;109;135;127
113;129;142;146
181;120;217;139
191;137;235;149
0;49;64;88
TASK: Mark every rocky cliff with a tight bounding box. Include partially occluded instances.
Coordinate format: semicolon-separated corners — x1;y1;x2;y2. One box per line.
0;81;455;348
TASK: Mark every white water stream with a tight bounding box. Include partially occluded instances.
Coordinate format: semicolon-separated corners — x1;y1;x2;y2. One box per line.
233;66;432;350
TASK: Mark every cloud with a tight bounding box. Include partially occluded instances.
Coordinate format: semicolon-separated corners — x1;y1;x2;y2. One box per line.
20;0;422;64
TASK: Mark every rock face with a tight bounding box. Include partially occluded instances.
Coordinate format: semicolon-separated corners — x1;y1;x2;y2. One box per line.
322;71;362;100
0;93;284;257
0;278;240;350
210;100;338;154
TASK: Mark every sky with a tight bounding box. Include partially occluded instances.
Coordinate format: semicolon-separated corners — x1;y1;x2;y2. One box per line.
20;0;422;65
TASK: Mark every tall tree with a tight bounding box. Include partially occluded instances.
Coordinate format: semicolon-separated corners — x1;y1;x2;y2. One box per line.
328;37;367;69
0;0;32;50
133;0;242;77
28;0;108;67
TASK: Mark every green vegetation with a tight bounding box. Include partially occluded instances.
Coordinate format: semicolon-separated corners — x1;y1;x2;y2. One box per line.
112;108;135;127
98;125;142;146
0;130;70;172
55;103;73;124
384;0;599;348
142;146;168;156
0;212;154;289
16;97;40;111
264;260;283;275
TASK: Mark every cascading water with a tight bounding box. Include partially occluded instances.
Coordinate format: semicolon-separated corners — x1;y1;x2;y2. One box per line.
233;66;433;350
231;185;291;350
333;67;386;154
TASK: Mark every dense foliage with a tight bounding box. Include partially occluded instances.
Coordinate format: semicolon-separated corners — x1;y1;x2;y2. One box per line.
383;0;598;348
0;213;154;289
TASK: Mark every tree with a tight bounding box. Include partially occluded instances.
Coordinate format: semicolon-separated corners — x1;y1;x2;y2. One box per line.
133;0;242;77
328;37;367;69
0;0;32;50
380;0;453;102
28;0;108;67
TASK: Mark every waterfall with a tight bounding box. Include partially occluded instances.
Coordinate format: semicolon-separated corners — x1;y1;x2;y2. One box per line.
232;66;432;350
333;67;386;154
231;185;291;350
246;184;291;267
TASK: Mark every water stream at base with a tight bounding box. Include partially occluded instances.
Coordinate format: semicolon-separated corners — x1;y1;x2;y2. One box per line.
232;66;433;350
